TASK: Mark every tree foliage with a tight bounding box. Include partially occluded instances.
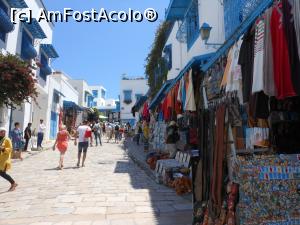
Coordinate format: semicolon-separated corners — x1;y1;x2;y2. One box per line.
145;21;171;98
0;53;38;108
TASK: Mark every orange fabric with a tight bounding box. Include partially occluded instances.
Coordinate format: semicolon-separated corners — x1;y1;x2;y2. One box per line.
56;130;69;152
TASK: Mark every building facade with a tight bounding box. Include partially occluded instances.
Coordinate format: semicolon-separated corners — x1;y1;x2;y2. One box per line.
0;0;59;136
68;79;93;108
89;85;106;108
164;0;225;81
120;77;149;126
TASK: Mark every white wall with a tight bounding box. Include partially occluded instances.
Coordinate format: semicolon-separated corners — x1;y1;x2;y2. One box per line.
166;0;225;80
120;79;149;123
89;85;106;107
68;80;92;107
0;0;56;136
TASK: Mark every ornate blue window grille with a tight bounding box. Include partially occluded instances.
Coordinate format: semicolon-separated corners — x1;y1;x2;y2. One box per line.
0;0;14;42
92;90;98;98
224;0;266;39
176;0;199;50
123;90;132;104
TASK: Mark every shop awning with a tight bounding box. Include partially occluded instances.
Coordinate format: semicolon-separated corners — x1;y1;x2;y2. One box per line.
201;0;273;72
6;0;27;8
63;101;83;111
149;79;174;110
165;0;192;21
148;52;215;110
40;44;59;58
132;96;148;114
0;8;14;33
23;18;47;39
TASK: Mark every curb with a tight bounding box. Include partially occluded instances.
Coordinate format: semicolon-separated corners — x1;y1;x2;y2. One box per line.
124;141;156;181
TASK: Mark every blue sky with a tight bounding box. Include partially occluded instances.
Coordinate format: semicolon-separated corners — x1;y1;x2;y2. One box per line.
43;0;170;99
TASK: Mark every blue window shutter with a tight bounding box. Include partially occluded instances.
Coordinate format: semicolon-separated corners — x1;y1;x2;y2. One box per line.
123;90;132;104
92;90;98;98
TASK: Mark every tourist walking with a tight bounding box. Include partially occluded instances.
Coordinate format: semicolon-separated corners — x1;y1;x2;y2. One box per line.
23;123;32;152
0;127;17;192
102;123;106;136
74;121;93;167
114;123;120;143
93;120;102;146
11;122;24;160
37;119;46;150
107;124;113;143
53;125;71;170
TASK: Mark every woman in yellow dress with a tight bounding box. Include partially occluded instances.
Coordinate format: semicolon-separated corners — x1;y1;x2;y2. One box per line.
0;127;17;192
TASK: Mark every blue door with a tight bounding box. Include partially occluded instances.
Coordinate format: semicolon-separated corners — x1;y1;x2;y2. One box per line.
50;111;58;140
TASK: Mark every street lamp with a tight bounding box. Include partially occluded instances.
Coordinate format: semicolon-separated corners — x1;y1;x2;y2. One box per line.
200;22;223;48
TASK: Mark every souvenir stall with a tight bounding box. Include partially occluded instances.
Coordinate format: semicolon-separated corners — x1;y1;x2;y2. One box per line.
192;0;300;224
62;101;83;134
145;67;205;196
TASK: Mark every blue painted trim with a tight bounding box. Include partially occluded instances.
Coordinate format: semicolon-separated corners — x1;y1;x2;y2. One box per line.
63;100;83;111
149;79;174;110
6;0;27;8
0;7;14;33
201;0;273;72
40;44;59;58
54;89;65;98
23;18;47;39
149;52;215;110
165;0;192;21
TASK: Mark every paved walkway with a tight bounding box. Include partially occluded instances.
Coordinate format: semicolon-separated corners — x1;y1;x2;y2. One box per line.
0;140;192;225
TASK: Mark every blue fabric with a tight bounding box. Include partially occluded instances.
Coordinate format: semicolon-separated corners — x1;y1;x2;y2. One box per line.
37;132;44;147
0;7;14;33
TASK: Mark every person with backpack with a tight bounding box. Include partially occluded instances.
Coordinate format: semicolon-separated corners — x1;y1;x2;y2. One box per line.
74;121;93;167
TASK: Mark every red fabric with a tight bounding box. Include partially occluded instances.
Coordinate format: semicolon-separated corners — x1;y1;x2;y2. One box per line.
174;82;182;114
162;93;172;121
84;129;92;138
142;102;150;121
271;4;296;99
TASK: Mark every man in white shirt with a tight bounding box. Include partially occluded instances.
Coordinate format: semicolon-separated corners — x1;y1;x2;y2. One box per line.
74;120;92;167
37;119;46;149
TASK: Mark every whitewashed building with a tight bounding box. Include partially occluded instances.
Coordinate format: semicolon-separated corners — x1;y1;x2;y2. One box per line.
68;79;93;108
0;0;59;136
164;0;225;81
89;85;106;108
120;77;149;126
31;71;79;140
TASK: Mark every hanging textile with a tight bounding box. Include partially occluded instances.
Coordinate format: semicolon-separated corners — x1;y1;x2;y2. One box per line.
292;0;300;62
220;47;233;88
210;104;227;217
238;28;255;103
185;70;197;111
225;39;243;103
252;17;265;94
263;7;277;97
282;0;300;95
270;2;296;99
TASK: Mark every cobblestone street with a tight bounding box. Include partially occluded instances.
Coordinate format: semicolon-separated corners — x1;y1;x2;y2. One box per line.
0;141;192;225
